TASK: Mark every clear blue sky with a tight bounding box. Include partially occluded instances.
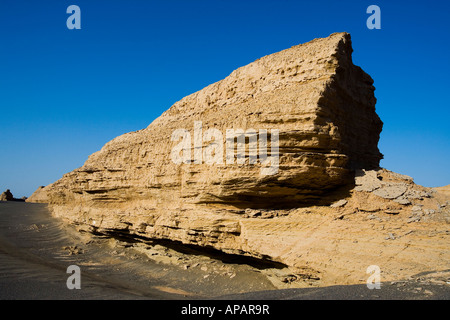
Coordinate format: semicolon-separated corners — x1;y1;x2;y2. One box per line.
1;0;449;197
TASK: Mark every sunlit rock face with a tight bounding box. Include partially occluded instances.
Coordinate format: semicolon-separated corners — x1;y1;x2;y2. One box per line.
28;32;384;269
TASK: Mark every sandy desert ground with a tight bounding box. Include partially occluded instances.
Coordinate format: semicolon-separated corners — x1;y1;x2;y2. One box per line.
0;201;448;300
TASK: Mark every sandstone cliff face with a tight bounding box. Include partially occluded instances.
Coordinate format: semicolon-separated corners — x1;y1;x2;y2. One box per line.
30;32;382;206
29;32;382;260
26;33;450;285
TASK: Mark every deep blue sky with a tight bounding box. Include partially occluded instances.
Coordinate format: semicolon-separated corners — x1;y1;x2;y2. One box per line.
1;0;449;197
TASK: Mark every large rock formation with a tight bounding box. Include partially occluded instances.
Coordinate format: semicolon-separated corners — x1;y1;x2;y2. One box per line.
29;31;382;258
0;189;14;201
30;32;382;203
28;33;449;285
27;186;48;203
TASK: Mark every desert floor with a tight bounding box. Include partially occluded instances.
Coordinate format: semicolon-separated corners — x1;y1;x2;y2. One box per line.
0;202;448;300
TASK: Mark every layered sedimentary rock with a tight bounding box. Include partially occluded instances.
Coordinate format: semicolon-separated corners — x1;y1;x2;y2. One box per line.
28;33;393;276
30;32;382;203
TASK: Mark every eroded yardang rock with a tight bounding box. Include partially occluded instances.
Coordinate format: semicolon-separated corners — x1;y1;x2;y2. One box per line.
27;186;49;203
28;32;387;275
0;189;14;201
